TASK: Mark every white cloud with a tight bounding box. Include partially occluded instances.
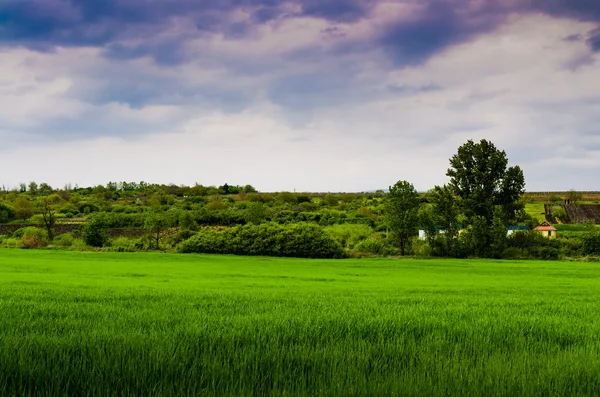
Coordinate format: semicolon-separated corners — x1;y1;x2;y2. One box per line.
2;13;600;191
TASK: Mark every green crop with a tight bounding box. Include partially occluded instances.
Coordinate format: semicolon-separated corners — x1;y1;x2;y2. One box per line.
1;250;599;395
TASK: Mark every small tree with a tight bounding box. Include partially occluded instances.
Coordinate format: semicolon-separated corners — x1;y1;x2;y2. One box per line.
14;196;34;221
429;185;462;256
566;189;583;204
145;209;173;250
35;195;63;240
385;180;421;256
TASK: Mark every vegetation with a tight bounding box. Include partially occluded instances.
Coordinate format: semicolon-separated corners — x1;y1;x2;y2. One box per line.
2;250;600;395
0;140;598;259
384;180;421;255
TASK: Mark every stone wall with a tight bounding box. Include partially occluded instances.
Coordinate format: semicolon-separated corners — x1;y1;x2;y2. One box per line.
0;224;146;237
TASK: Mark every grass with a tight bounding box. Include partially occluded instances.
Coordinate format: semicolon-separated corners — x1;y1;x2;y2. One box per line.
523;202;546;223
1;250;600;396
555;224;600;239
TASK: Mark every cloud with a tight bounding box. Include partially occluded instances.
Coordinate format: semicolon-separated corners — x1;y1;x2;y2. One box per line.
2;2;600;190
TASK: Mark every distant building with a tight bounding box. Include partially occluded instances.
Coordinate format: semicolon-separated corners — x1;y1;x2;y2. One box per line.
507;225;528;236
418;227;464;240
533;221;557;238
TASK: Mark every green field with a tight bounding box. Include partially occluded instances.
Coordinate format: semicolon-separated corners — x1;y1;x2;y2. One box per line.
1;250;600;395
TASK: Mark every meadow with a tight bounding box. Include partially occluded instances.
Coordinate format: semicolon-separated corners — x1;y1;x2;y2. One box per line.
1;250;600;396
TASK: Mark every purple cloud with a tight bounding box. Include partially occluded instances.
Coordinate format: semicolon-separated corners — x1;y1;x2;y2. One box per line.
3;0;600;65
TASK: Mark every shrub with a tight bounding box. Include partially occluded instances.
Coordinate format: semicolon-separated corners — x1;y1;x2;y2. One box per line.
106;237;137;252
582;231;600;255
81;214;108;247
0;202;16;223
15;227;49;249
70;238;89;251
179;222;345;258
502;247;522;259
324;224;373;249
354;236;398;256
1;237;19;248
53;233;75;247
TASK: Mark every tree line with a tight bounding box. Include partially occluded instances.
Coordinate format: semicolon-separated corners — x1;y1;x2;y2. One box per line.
1;139;599;259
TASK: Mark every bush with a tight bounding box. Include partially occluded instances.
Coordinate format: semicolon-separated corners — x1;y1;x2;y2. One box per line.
53;233;74;247
179;222;345;258
582;230;600;255
324;224;373;249
354;236;398;256
502;247;522;259
15;227;49;249
1;237;19;248
81;214;108;247
70;238;89;251
105;237;137;252
0;203;16;223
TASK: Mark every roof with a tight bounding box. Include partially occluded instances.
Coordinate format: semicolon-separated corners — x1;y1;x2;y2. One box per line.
534;221;557;231
508;225;528;231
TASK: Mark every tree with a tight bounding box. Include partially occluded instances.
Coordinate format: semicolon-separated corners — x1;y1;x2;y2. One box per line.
28;181;38;196
14;196;34;221
35;195;63;240
429;185;462;256
385;180;421;256
566;189;583;204
0;202;15;223
447;139;525;225
145;209;174;250
81;214;108;247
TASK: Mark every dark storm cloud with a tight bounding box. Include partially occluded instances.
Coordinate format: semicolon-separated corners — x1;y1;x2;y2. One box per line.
587;28;600;51
299;0;372;22
3;0;600;66
378;0;600;66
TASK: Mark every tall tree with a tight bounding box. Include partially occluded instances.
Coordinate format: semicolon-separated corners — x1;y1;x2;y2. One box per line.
429;185;462;256
385;180;421;256
447;139;525;225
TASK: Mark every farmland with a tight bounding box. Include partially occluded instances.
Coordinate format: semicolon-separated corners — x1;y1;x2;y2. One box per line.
1;250;600;395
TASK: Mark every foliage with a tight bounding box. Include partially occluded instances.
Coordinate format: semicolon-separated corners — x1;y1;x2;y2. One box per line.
105;237;138;252
353;235;398;256
384;180;421;256
145;209;175;250
53;233;75;247
244;202;267;225
0;202;16;223
35;194;63;240
566;189;583;204
324;224;373;249
81;214;109;247
14;226;49;248
581;225;600;255
447;139;525;225
179;222;345;258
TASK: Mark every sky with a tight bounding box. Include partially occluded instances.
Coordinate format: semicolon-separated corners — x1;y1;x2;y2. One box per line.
1;0;599;192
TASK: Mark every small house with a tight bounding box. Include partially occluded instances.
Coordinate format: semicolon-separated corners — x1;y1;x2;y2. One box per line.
533;221;557;238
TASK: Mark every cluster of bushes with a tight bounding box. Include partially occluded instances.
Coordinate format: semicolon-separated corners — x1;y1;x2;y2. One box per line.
178;223;345;258
415;226;598;260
